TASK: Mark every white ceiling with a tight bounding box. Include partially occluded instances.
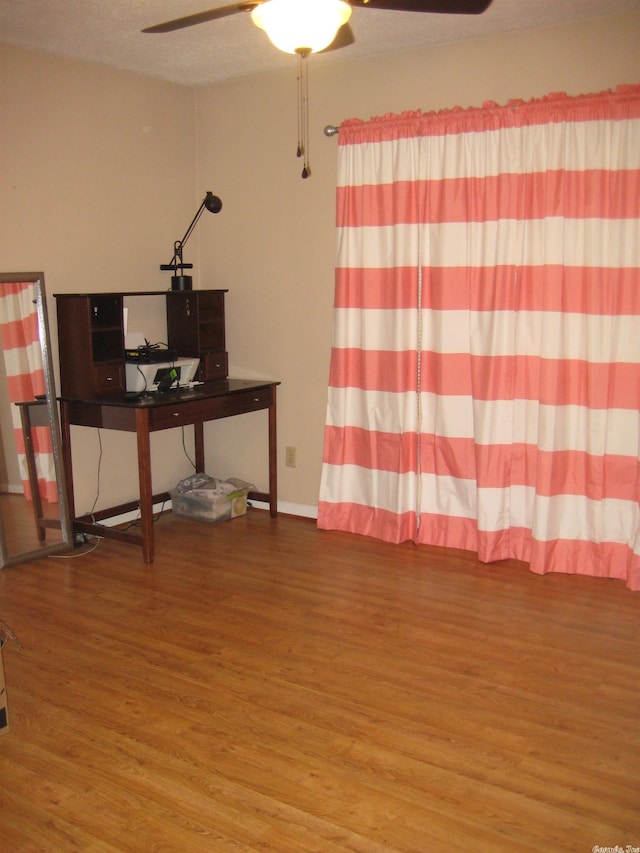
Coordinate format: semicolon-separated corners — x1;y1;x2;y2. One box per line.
1;0;638;87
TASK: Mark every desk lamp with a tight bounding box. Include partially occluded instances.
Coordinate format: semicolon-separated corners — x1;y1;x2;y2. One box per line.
160;191;223;291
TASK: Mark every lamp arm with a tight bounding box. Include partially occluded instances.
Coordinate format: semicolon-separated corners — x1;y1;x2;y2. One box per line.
162;200;207;270
160;192;222;273
175;200;208;256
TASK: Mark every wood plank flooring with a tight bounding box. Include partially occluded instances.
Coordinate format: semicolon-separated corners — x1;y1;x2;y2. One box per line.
0;509;638;852
0;493;64;556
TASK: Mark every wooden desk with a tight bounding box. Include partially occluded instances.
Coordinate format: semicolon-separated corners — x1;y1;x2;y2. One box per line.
59;379;279;563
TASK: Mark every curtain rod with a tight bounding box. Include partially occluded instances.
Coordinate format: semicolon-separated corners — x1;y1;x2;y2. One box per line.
324;125;339;137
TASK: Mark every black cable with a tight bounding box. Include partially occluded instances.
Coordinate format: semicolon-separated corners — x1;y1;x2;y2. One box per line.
181;426;196;470
89;428;103;521
135;364;148;393
120;497;169;530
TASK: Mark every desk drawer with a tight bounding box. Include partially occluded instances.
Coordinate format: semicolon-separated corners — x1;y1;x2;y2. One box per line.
148;387;273;430
92;363;125;394
233;387;273;413
149;399;214;430
201;351;228;380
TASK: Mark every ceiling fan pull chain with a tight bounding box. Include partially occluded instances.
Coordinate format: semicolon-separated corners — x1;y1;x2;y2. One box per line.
296;52;304;159
300;52;310;179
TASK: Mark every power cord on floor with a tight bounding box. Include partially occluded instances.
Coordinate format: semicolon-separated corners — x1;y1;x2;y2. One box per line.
48;533;103;559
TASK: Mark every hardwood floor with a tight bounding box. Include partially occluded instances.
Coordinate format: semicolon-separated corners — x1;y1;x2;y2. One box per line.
0;493;63;556
0;509;638;852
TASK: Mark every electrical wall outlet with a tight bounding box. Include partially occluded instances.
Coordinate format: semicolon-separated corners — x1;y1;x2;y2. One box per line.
285;446;296;468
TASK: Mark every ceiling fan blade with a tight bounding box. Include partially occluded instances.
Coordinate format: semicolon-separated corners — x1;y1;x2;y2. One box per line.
142;2;263;34
319;23;356;53
348;0;492;13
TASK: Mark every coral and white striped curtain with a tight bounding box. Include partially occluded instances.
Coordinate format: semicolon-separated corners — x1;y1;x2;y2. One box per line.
0;281;57;502
318;85;640;591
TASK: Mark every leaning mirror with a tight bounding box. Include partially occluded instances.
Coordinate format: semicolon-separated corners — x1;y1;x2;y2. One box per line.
0;272;72;567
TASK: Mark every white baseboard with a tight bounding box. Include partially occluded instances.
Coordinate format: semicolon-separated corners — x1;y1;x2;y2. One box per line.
248;499;318;520
94;497;318;529
93;498;172;529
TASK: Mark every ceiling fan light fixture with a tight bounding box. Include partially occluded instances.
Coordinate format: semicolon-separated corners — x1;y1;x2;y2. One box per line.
251;0;352;54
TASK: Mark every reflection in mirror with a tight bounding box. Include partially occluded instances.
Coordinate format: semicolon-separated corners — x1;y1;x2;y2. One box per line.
0;272;72;567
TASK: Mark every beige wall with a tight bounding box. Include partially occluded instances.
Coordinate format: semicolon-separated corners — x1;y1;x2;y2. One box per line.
1;12;639;515
0;45;198;508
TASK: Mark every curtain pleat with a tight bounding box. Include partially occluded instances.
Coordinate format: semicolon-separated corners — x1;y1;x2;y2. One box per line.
318;85;640;591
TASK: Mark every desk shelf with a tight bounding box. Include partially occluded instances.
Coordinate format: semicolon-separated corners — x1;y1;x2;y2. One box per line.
55;289;229;396
166;290;228;381
55;293;125;397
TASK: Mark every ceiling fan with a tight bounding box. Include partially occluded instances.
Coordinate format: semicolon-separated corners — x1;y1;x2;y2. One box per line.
143;0;493;178
143;0;494;55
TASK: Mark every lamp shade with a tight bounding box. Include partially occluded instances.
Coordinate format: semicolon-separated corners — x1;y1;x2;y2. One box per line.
251;0;352;54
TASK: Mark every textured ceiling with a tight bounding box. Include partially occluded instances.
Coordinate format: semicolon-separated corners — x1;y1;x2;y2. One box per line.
1;0;638;87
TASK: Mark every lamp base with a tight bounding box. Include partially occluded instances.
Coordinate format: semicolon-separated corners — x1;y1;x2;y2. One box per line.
171;275;192;291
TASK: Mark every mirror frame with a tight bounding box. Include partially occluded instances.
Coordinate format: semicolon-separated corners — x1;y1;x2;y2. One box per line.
0;272;73;567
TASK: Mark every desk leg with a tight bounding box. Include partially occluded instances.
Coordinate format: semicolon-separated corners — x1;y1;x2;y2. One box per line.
194;421;205;473
268;394;278;518
60;401;76;525
135;408;154;564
